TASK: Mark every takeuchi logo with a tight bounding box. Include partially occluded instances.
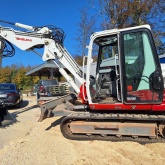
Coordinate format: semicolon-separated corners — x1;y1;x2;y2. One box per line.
16;37;32;42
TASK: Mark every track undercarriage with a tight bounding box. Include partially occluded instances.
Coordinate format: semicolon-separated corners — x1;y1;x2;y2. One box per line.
38;94;165;143
60;111;165;143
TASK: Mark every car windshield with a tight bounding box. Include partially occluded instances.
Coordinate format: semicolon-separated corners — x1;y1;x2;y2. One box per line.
0;84;15;90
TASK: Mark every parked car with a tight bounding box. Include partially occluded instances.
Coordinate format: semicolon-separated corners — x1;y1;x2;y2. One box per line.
0;83;23;108
36;79;58;104
36;79;72;106
36;79;58;96
30;84;37;96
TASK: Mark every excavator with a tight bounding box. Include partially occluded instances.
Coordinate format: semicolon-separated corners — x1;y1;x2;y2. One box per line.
0;20;165;143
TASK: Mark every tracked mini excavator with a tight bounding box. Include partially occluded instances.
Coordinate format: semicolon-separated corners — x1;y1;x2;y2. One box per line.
0;20;165;142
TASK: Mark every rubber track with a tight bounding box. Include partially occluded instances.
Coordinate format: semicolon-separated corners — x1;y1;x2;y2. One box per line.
60;112;165;143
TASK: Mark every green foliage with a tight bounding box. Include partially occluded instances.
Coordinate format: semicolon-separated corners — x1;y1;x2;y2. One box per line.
0;65;68;92
0;65;39;90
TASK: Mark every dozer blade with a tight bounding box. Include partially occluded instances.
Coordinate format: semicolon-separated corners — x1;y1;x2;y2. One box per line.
38;94;75;122
0;111;16;127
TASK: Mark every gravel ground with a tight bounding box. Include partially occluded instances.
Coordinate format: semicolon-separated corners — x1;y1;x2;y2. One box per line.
0;95;165;165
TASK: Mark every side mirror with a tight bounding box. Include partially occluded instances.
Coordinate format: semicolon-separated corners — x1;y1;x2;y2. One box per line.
153;76;161;91
150;69;163;91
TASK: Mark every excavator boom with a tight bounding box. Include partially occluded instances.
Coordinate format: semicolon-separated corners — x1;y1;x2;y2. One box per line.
0;21;84;93
0;20;84;125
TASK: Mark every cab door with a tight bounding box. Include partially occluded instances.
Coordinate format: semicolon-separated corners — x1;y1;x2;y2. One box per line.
120;28;164;104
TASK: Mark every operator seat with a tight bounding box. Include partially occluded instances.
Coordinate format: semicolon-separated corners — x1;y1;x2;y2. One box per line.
109;69;117;97
98;68;117;98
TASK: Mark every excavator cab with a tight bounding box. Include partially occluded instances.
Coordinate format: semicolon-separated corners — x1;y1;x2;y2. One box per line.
121;29;163;104
87;26;164;107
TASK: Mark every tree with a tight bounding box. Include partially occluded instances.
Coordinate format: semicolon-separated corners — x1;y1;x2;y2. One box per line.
156;0;165;12
0;66;12;83
154;0;165;54
90;0;165;52
0;64;39;91
90;0;129;29
75;7;96;60
74;55;83;66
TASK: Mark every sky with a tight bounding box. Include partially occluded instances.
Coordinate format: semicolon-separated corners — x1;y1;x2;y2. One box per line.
0;0;91;67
